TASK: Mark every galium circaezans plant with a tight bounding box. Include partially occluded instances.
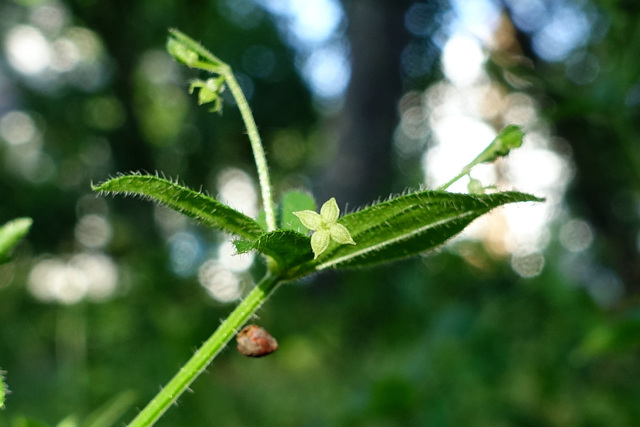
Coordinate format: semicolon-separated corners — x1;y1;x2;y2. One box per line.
92;29;543;426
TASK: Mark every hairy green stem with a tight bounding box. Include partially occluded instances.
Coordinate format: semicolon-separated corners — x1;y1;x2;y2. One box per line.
128;274;281;427
193;61;277;232
438;126;524;191
168;29;277;231
223;68;277;232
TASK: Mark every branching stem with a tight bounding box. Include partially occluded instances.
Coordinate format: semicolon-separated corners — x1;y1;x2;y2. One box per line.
437;168;471;191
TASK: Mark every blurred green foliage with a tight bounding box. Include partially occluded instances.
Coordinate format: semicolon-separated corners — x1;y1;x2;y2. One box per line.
1;0;640;426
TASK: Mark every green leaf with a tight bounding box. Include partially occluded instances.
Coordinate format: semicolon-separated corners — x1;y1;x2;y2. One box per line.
0;217;32;264
93;175;262;240
235;230;312;273
295;190;542;274
278;191;316;233
255;210;268;232
1;369;6;409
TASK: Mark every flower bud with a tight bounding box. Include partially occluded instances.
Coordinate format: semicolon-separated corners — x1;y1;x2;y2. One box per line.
167;38;198;66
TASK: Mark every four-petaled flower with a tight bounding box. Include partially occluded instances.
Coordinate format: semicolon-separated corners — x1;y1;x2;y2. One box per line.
293;197;356;259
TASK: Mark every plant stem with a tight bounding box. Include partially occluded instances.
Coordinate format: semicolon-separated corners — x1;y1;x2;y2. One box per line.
215;63;277;232
438;125;525;191
169;30;277;231
128;274;281;427
437;168;470;191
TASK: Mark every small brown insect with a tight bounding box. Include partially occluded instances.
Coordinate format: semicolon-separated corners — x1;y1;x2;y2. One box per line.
236;325;278;357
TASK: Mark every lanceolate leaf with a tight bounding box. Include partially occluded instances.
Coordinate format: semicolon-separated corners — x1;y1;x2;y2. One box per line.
292;190;542;275
93;175;262;240
235;230;312;273
0;217;32;264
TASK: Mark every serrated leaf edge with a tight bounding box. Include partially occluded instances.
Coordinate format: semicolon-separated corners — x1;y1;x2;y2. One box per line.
93;173;262;240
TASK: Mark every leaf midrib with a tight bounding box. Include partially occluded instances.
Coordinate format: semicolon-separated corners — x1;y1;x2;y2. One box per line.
316;209;480;270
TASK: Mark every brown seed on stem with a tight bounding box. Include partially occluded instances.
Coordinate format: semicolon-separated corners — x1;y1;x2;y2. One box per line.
236;325;278;357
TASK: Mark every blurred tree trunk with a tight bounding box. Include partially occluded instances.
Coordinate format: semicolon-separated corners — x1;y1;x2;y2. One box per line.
66;0;155;172
318;0;412;208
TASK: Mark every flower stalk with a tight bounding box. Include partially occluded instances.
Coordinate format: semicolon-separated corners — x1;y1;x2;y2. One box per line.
438;125;524;191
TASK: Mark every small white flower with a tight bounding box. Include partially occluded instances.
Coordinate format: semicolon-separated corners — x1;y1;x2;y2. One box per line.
293;197;355;259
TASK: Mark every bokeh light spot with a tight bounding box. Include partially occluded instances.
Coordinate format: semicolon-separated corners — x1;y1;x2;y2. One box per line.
68;253;118;302
75;214;112;249
5;25;51;75
511;251;545;278
441;34;485;86
502;93;537;126
65;27;103;63
560;219;593;252
138;50;180;85
27;253;118;304
256;0;348;101
302;43;350;100
259;0;342;45
216;168;258;217
28;258;74;303
49;37;81;72
423;117;496;191
506;143;571;191
218;241;255;273
0;111;38;145
30;3;69;34
531;4;591;63
169;232;203;276
198;260;242;303
504;0;547;33
154;204;188;237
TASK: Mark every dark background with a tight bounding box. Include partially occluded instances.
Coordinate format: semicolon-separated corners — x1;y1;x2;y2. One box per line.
1;0;640;425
